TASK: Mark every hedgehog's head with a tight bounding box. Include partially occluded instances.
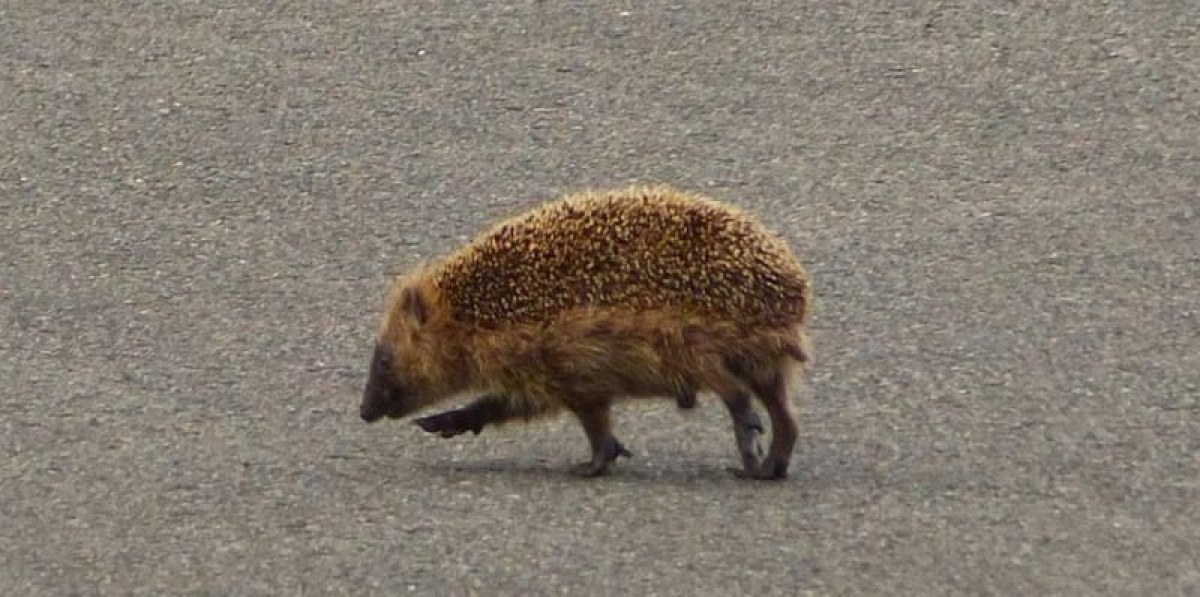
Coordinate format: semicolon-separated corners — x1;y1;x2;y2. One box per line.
360;275;462;423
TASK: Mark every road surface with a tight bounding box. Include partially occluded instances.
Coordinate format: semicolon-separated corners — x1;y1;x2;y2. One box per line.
2;2;1197;595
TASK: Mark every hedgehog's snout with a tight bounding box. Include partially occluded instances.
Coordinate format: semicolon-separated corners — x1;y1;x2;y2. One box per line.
360;402;383;423
359;380;388;423
360;344;405;423
361;376;408;422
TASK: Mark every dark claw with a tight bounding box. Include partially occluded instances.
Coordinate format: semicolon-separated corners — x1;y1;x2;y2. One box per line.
612;439;633;460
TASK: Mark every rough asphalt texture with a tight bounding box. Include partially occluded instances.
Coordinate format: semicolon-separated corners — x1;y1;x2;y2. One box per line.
2;2;1197;595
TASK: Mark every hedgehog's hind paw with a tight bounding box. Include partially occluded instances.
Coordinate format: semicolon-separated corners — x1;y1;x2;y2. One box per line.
569;437;632;478
728;455;789;481
569;460;611;477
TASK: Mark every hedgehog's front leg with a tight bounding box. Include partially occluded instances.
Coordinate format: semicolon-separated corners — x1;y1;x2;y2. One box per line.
414;393;521;438
567;400;632;477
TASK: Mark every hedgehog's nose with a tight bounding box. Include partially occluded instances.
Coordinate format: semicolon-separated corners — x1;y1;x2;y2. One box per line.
360;396;384;423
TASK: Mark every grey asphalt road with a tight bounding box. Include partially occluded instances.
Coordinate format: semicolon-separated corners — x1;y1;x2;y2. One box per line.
3;2;1198;595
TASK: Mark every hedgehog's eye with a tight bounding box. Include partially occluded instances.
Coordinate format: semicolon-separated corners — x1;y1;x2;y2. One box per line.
374;346;394;371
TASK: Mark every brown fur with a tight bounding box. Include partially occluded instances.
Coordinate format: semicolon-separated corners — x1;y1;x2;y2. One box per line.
360;184;812;479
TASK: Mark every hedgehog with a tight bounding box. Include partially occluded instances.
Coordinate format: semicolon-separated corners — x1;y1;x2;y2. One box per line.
359;184;812;480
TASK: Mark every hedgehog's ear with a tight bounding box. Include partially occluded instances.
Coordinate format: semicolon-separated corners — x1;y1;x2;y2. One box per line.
399;286;429;327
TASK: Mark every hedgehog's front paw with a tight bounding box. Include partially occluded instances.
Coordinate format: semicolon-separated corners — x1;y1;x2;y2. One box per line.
414;410;482;438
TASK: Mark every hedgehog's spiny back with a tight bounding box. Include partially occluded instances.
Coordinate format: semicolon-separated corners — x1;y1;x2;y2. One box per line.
432;186;808;328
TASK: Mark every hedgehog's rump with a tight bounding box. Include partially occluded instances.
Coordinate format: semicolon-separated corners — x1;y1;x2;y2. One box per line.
430;185;810;328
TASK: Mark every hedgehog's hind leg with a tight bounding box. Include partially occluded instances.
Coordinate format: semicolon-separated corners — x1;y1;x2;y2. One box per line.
414;393;544;438
719;390;766;474
566;399;631;477
739;368;798;480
